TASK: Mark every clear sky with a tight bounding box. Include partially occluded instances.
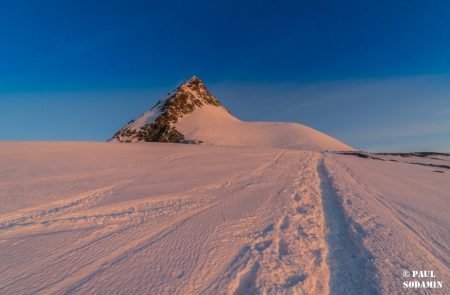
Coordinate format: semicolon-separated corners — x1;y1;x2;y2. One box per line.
1;0;449;151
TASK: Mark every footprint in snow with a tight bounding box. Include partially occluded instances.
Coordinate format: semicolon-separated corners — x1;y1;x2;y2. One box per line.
283;273;307;288
258;223;275;237
278;238;290;257
293;193;302;202
296;206;308;215
255;240;272;252
280;216;290;231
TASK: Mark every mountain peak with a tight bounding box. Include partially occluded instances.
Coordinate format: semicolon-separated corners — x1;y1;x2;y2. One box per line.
177;75;211;100
174;75;221;107
189;75;200;82
109;77;353;151
109;76;224;143
178;75;204;89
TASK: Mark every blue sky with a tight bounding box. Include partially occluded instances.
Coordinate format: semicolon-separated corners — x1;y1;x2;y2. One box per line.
0;0;449;151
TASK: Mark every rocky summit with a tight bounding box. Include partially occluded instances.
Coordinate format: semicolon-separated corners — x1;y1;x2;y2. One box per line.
109;76;225;143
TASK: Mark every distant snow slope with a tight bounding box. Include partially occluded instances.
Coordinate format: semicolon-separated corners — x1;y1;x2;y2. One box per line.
0;142;447;294
177;104;353;151
110;76;353;151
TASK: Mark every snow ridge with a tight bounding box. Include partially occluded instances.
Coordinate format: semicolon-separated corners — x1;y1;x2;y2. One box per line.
109;76;353;151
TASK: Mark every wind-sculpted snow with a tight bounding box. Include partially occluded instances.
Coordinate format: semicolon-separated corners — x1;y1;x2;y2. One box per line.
0;142;448;294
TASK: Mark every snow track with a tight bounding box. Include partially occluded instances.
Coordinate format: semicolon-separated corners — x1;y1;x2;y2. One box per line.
0;143;448;294
210;152;329;295
0;144;330;294
323;154;450;294
318;159;378;294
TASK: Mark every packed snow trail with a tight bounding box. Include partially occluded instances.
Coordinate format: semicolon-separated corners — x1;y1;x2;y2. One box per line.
323;153;449;294
0;143;330;294
0;143;448;294
318;159;378;294
212;152;329;295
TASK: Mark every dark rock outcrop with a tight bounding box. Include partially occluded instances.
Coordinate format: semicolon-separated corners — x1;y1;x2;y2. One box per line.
110;76;223;143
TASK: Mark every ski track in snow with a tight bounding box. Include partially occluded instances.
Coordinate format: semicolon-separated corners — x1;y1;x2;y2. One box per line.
318;159;378;294
0;143;448;294
323;154;449;295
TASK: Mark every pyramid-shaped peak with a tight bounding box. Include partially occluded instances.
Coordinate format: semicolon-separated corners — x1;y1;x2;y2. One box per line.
180;75;206;89
109;75;226;143
109;76;353;151
175;75;218;104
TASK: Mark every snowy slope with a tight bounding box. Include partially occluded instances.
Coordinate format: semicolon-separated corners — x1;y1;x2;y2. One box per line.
323;153;450;293
176;104;353;151
0;142;330;294
110;76;353;151
0;142;448;294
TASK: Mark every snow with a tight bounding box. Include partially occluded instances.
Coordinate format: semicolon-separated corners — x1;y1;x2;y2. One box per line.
108;102;163;142
176;105;353;151
373;153;450;168
0;142;448;294
110;76;353;151
324;153;450;294
130;108;161;130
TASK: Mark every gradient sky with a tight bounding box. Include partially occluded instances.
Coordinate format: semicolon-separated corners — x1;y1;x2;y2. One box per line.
1;0;449;151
